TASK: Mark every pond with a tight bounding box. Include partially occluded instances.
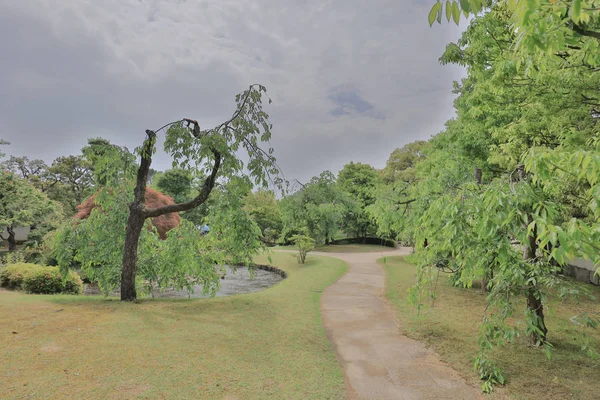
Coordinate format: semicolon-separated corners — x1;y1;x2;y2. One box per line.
83;265;284;298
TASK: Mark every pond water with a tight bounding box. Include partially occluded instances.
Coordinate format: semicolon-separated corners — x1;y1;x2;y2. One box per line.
83;266;284;299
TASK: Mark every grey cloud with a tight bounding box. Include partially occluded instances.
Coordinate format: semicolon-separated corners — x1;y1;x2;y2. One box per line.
328;86;384;119
0;0;465;184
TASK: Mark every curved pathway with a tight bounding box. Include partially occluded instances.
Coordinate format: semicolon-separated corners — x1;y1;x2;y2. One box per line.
311;248;481;400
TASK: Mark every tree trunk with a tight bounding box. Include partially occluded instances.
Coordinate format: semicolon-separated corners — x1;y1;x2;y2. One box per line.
119;131;155;302
523;214;547;345
118;126;222;301
526;287;548;346
120;205;146;301
7;226;16;251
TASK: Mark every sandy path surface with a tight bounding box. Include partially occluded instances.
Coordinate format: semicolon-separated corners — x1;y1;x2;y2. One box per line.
310;248;481;400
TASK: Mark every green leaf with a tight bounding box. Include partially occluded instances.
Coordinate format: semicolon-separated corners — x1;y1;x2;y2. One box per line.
571;0;581;23
452;1;461;24
459;0;471;13
446;1;452;22
429;2;442;26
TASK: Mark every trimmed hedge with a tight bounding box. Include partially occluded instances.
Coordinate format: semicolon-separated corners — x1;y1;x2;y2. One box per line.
0;263;82;294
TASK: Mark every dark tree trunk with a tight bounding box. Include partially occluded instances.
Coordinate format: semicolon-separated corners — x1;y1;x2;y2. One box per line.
523;214;547;345
7;226;17;251
120;206;145;301
526;288;548;345
120;131;154;301
119;126;221;301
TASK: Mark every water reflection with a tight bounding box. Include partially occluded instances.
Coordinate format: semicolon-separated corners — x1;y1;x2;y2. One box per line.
83;266;283;298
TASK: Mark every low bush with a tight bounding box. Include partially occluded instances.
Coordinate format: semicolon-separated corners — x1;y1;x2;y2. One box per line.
0;263;82;294
0;263;37;289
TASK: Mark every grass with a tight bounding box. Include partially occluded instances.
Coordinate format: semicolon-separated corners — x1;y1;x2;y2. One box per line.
275;244;395;253
382;256;600;400
0;252;347;400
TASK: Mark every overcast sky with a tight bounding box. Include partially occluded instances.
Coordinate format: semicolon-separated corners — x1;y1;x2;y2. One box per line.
1;0;465;184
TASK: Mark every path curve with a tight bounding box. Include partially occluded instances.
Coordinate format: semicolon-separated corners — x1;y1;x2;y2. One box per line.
311;248;481;400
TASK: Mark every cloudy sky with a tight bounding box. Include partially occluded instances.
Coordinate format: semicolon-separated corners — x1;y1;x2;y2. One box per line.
1;0;465;184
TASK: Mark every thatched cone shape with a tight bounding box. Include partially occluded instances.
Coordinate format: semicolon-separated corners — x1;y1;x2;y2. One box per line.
74;187;181;239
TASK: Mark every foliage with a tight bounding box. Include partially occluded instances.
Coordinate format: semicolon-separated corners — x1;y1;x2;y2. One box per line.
337;162;379;238
2;156;48;181
54;179;260;297
291;234;315;264
1;153;94;215
54;85;280;301
81;137;136;186
154;168;193;203
21;265;82;294
280;171;353;244
0;262;36;289
369;3;600;392
243;189;282;244
0;262;82;294
429;0;600;71
46;155;95;214
153;168;210;225
0;139;8;159
380;141;428;184
0;172;63;249
384;256;600;400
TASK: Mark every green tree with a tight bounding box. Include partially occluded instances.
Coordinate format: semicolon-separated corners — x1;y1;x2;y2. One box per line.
380;141;428;184
2;156;48;181
46;155;95;213
405;4;600;392
0;172;62;250
337;162;379;238
82;138;136;186
154;169;193;203
55;84;281;301
280;171;352;244
429;0;600;68
243;190;282;244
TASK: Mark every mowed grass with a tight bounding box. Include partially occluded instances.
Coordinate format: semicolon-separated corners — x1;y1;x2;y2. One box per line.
276;244;395;253
0;252;347;400
382;256;600;400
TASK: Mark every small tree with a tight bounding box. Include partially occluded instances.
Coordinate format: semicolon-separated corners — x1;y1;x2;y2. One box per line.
56;85;281;301
0;173;62;251
291;234;315;264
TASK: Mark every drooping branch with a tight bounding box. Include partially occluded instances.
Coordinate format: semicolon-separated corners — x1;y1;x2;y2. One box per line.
144;149;222;218
212;84;271;134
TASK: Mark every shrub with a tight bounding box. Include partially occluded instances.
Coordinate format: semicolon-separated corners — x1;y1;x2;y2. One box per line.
0;263;37;289
291;234;315;264
0;263;82;294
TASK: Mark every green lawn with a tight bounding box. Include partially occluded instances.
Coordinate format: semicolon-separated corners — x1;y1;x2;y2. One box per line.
0;253;347;400
276;244;395;253
382;256;600;400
